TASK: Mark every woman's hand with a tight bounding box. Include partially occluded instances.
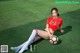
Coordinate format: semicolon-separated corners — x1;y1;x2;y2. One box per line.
49;34;52;39
49;39;53;44
60;29;64;33
49;34;54;40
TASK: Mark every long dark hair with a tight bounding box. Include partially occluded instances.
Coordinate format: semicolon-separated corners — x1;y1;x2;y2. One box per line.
51;8;59;16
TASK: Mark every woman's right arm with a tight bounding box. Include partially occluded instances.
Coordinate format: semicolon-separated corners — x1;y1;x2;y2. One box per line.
45;24;53;39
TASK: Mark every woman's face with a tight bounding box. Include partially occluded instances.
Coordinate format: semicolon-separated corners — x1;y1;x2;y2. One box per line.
52;10;58;17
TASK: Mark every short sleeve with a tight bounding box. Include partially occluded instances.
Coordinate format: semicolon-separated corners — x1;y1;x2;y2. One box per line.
46;18;49;24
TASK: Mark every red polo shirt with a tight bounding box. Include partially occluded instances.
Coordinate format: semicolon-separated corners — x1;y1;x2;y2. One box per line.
47;17;63;31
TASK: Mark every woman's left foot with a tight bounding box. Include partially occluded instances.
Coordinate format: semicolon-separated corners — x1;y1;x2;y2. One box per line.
11;47;20;52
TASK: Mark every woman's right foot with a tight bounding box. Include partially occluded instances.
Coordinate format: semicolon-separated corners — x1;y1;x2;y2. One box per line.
18;47;28;53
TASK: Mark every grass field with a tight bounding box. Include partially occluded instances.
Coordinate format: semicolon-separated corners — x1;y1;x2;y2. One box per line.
0;0;80;53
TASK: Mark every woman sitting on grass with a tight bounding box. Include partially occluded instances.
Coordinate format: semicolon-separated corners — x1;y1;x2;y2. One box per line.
11;8;64;53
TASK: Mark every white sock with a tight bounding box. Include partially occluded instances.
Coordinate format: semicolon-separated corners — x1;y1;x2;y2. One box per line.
17;41;27;49
18;29;37;53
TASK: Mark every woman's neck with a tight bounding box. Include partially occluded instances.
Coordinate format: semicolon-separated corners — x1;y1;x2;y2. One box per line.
52;16;58;19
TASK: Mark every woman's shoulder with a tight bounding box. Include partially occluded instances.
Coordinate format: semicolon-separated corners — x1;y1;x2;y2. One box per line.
47;17;52;19
58;17;63;20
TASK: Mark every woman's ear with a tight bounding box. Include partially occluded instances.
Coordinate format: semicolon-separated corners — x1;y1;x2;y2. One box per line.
58;13;59;16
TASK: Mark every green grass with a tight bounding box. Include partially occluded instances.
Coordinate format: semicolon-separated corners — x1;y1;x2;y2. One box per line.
0;0;80;53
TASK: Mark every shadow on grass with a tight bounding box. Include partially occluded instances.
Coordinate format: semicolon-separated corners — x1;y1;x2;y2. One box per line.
54;26;72;36
54;26;72;45
0;17;72;45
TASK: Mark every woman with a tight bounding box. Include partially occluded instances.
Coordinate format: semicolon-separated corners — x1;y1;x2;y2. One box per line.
11;8;64;53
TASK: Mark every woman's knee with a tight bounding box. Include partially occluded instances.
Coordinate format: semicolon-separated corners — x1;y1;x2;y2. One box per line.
33;29;39;35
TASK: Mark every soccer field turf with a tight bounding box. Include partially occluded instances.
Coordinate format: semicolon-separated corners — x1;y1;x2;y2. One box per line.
0;0;80;53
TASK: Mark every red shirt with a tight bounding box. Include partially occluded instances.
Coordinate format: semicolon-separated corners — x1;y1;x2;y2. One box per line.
46;17;63;31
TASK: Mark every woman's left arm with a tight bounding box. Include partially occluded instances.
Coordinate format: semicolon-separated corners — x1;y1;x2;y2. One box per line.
60;26;64;33
59;18;64;33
